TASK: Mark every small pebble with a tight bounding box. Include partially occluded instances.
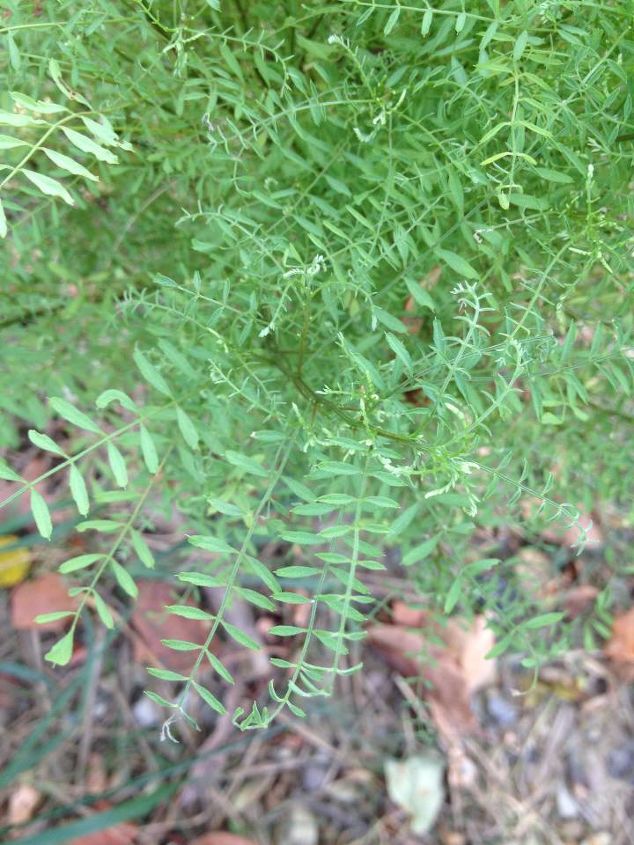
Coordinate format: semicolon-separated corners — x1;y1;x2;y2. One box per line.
302;756;330;792
276;803;319;845
559;819;586;840
556;784;579;819
580;834;611;845
325;779;360;804
606;740;634;783
133;695;161;727
486;693;518;728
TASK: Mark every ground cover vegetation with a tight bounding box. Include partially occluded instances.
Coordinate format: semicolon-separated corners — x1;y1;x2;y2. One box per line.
1;0;633;746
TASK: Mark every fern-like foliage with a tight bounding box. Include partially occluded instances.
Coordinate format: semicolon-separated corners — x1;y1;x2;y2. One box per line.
1;0;632;734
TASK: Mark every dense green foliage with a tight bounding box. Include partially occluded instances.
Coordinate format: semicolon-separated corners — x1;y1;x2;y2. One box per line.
1;0;632;733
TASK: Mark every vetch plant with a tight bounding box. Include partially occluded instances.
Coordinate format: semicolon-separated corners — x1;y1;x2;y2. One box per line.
0;0;632;735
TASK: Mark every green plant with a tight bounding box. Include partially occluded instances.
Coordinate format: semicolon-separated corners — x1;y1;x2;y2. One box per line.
1;0;632;734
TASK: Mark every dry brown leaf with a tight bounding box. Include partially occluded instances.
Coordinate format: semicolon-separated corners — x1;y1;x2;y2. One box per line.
514;547;552;599
403;388;429;407
67;823;138;845
17;456;50;518
438;827;467;845
131;580;210;672
367;614;496;743
0;674;18;718
86;752;108;794
4;454;78;531
190;834;257;845
11;572;74;632
427;664;479;741
391;600;427;628
450;615;496;695
366;624;423;677
604;607;634;664
563;584;598;619
8;783;41;825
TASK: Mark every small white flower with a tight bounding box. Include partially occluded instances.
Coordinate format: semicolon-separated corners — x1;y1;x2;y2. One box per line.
307;254;326;276
328;33;349;48
372;109;386;127
353;126;373;143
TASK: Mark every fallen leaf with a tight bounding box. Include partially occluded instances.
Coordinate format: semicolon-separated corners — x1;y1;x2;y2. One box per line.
131;580;210;672
446;615;496;695
514;547;553;600
8;783;41;824
392;600;426;628
403;388;428;406
275;803;319;845
190;834;257;845
0;457;49;524
368;614;496;742
604;607;634;664
0;534;31;587
564;584;598;619
366;623;425;677
385;753;445;835
438;828;467;845
580;834;611;845
445;744;477;791
371;612;496;694
86;752;108;794
426;664;479;741
11;572;74;632
68;822;138;845
0;673;19;715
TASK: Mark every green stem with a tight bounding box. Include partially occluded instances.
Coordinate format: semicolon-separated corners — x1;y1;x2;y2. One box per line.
0;110;93;192
172;436;295;721
69;447;174;635
0;400;179;512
